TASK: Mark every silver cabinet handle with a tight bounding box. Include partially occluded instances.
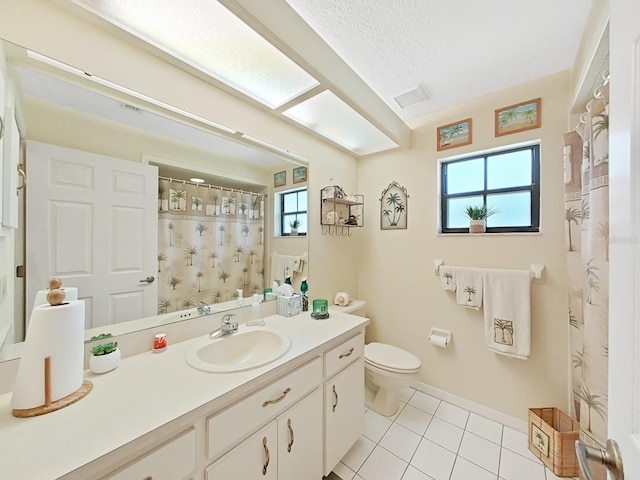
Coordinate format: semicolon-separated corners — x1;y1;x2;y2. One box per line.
262;436;270;475
261;387;291;407
332;384;338;412
576;439;624;480
139;276;155;284
339;347;354;359
287;418;294;453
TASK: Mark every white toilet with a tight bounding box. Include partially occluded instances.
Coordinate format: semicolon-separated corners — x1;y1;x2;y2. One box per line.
364;342;422;416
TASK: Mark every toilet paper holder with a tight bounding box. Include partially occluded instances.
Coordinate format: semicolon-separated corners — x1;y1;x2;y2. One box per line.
428;327;451;347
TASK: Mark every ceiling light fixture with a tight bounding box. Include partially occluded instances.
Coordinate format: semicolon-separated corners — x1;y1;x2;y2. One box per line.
26;50;237;135
190;177;205;183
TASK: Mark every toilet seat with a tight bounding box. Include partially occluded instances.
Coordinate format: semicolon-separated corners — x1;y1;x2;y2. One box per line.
364;342;421;374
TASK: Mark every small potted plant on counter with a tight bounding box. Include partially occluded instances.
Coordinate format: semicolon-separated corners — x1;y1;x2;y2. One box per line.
464;204;498;233
87;333;121;374
289;218;302;236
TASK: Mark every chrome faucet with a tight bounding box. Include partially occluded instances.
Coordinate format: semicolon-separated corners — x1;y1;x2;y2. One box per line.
197;302;211;316
209;314;239;339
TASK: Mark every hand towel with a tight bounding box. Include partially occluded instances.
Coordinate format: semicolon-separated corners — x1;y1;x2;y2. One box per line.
439;266;457;292
270;254;302;283
455;268;483;309
483;269;531;359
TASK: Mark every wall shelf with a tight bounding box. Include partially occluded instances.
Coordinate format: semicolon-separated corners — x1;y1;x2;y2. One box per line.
320;186;364;236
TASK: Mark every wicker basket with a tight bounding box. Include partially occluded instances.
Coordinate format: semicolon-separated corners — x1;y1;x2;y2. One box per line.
528;408;580;477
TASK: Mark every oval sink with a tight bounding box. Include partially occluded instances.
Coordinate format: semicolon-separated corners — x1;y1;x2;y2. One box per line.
185;329;292;373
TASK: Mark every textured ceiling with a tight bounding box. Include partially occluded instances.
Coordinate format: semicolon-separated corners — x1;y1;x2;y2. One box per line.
284;0;592;122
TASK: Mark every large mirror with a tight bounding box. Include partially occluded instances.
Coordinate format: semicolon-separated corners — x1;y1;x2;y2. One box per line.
0;40;310;359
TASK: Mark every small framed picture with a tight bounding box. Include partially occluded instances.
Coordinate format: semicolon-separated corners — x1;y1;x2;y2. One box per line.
495;98;541;136
274;170;286;187
293;166;308;184
437;118;472;151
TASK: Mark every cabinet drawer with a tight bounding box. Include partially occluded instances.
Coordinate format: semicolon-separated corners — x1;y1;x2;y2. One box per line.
207;357;322;459
324;332;364;378
106;428;196;480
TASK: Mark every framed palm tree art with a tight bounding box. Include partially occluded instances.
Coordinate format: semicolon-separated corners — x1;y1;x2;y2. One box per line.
437;118;472;151
380;181;408;230
495;98;541;136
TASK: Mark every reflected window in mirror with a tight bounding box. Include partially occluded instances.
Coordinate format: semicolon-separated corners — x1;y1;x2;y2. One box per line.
278;188;307;236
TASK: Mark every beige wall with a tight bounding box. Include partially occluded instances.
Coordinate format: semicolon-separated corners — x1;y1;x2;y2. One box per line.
358;71;571;420
269;162;309;292
0;0;361;305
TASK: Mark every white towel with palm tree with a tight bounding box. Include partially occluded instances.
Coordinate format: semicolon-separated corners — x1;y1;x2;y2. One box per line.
270;254;303;283
483;269;531;359
439;266;456;291
455;268;483;309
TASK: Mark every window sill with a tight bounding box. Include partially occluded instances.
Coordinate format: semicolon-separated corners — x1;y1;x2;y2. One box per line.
437;231;542;237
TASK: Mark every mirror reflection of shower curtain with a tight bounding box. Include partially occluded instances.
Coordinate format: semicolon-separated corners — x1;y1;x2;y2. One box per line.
564;84;609;463
157;179;265;313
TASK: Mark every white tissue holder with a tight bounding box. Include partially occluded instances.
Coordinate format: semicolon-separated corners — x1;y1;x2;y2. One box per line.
428;328;452;347
276;294;302;317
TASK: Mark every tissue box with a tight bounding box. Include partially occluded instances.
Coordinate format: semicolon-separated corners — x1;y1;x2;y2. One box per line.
276;294;302;317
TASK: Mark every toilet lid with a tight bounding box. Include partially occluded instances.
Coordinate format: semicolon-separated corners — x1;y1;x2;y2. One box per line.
364;342;421;371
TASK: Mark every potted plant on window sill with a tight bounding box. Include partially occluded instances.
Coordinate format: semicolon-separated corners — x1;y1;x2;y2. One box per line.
87;333;121;374
289;219;302;236
464;204;498;233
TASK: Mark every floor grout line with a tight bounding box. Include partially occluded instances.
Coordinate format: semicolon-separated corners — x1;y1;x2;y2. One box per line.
340;387;564;480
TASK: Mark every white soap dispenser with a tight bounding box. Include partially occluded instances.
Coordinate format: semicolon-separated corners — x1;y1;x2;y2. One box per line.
247;294;265;326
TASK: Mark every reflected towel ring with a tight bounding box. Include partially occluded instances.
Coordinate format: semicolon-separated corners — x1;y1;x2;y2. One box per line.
585;99;595;112
580;112;588;124
594;86;603;99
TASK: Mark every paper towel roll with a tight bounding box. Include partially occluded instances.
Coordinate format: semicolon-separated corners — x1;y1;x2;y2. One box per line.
430;334;449;348
11;300;85;410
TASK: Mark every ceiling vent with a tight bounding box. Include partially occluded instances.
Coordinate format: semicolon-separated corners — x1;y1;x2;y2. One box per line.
393;85;428;109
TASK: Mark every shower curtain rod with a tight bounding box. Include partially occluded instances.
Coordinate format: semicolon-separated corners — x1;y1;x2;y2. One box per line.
158;175;264;197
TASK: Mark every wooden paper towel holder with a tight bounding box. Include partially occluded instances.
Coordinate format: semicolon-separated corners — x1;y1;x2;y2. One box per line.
12;279;93;418
12;357;93;418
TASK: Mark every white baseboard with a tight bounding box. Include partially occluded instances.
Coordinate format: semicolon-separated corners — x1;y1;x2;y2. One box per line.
412;381;528;433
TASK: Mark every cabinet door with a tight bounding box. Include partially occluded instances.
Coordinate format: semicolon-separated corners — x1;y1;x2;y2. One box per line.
277;388;323;480
324;357;364;476
206;422;277;480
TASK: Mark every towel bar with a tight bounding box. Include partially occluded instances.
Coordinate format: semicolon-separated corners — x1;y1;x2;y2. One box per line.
433;259;545;281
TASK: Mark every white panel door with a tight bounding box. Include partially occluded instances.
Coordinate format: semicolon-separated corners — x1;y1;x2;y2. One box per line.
26;141;158;329
608;0;640;477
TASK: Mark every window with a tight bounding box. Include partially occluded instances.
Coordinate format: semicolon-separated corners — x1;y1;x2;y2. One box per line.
441;144;540;233
280;188;307;236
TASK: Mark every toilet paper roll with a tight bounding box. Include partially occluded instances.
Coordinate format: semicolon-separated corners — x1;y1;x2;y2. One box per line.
430;334;449;348
11;300;85;410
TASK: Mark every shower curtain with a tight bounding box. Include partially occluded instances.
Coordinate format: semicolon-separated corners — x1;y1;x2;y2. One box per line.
564;84;609;458
157;178;265;313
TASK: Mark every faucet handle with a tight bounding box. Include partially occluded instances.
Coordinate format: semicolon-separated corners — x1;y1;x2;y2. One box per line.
222;313;237;324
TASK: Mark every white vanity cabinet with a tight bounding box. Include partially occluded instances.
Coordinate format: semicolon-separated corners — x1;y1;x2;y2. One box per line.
323;333;365;476
206;389;323;480
106;428;196;480
1;314;369;480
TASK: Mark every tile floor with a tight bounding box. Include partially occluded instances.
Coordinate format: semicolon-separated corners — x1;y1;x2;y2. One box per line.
332;388;578;480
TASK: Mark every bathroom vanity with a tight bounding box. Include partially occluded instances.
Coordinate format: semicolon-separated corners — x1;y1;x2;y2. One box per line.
0;311;368;479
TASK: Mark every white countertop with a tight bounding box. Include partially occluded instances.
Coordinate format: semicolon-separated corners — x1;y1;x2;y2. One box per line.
0;311;369;479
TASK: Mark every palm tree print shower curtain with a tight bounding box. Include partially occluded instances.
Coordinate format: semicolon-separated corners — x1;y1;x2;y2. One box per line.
157;179;265;313
564;85;609;463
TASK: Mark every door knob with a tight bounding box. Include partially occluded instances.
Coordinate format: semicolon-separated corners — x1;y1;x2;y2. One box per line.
139;276;155;284
576;438;624;480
